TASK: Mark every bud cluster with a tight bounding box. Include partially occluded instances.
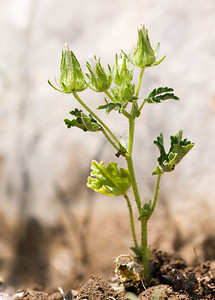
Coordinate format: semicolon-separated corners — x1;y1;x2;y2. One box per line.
49;26;165;101
110;54;135;107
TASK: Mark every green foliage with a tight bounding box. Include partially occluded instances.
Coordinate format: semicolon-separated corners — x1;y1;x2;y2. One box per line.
64;109;102;132
145;87;179;103
153;130;195;175
87;160;131;196
97;99;123;115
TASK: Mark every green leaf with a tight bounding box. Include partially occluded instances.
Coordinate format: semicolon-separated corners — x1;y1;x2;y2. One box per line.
81;113;102;132
64;109;102;132
145;87;179;103
97;100;122;115
87;160;131;196
153;130;194;175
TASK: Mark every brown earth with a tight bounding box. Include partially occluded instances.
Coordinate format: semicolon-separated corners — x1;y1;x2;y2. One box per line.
0;199;215;300
0;249;214;299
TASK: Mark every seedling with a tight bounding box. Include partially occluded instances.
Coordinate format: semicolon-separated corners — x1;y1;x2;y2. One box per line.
49;26;194;284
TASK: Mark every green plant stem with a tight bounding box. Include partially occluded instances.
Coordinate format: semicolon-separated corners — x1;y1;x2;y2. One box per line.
141;174;162;283
139;98;147;112
125;157;141;214
124;194;138;248
73;92;119;146
104;90;132;119
125;113;142;213
150;174;162;217
127;118;135;154
141;217;149;282
104;90;116;103
101;128;118;151
135;68;145;98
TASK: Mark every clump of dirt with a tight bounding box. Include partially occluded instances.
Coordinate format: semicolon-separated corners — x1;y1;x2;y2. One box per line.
73;275;125;300
15;290;62;300
139;284;190;300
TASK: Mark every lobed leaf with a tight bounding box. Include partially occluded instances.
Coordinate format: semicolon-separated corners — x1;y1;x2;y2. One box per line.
87;160;131;196
97;101;122;115
64;109;102;132
153;130;194;175
145;87;179;103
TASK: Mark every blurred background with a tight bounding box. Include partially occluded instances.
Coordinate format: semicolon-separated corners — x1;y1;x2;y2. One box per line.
0;0;215;291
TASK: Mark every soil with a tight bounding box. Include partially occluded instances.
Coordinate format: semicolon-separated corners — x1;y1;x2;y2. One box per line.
0;249;214;299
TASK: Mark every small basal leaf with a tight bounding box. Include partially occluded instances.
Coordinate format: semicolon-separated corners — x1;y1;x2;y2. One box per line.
153;130;194;175
138;200;152;220
145;87;179;103
130;245;151;261
130;246;142;259
87;160;131;196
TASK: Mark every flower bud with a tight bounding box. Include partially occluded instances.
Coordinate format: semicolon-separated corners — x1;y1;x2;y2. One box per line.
86;56;112;92
112;54;133;86
124;26;165;68
111;79;135;104
49;43;87;93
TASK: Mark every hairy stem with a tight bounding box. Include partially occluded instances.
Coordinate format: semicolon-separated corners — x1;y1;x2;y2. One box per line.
128;118;134;154
124;194;138;248
150;174;162;217
139;98;147;112
73;92;119;146
125;117;141;213
141;174;162;283
135;68;145;98
141;217;149;282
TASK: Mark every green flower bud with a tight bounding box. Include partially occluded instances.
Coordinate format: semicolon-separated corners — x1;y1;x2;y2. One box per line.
86;56;112;92
48;43;87;93
123;26;165;68
112;54;133;86
111;79;135;104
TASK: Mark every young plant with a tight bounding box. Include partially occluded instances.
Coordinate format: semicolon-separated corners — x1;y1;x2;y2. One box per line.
49;26;194;284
